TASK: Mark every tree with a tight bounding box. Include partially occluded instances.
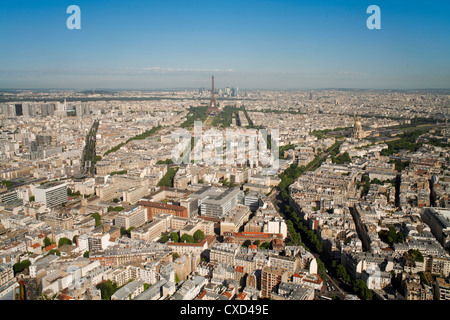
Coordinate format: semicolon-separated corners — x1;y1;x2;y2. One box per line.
260;242;271;250
335;264;351;284
379;226;404;248
43;237;52;247
242;240;252;248
332;152;351;164
159;234;168;243
180;233;195;243
108;206;124;212
83;251;90;258
156;158;173;165
169;232;180;243
193;230;205;242
331;260;337;269
404;249;424;264
58;237;72;247
316;258;327;280
97;280;118;300
13;260;31;274
158;167;179;187
47;249;61;256
353;279;373;300
91;212;102;227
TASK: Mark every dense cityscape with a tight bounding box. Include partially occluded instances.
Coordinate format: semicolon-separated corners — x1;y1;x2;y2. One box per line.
0;83;449;302
1;1;450;310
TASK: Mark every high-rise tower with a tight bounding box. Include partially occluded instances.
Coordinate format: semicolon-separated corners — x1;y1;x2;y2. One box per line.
210;75;216;108
207;75;220;116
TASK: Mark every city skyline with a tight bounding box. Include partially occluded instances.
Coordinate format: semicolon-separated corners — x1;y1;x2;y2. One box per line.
1;0;450;90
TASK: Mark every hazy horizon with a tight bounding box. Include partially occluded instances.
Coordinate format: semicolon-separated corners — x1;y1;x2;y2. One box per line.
1;0;450;90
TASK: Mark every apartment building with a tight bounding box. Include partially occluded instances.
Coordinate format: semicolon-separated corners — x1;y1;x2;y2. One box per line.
261;266;286;299
435;277;450;300
111;279;145;300
167;235;215;256
130;219;166;242
44;211;74;230
209;243;240;265
87;232;111;252
138;200;188;219
223;231;284;246
122;185;148;205
269;255;301;273
0;264;14;287
115;206;147;230
34;182;68;207
192;186;243;218
421;208;450;248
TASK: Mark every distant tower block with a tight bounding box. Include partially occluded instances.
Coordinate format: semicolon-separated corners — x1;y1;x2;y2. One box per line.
210;75;216;107
207;75;220;116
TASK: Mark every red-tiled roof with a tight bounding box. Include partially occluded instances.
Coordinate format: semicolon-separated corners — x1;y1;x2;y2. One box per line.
43;243;57;252
57;293;73;300
235;292;247;300
235;266;244;273
197;290;207;299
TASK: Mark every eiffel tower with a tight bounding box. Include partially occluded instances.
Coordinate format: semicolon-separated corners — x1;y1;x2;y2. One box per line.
206;75;220;116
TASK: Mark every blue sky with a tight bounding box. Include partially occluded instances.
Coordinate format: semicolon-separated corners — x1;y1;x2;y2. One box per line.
0;0;449;89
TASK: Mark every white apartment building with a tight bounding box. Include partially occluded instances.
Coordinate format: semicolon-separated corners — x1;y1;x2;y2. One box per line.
34;181;68;207
264;217;288;239
115;206;147;230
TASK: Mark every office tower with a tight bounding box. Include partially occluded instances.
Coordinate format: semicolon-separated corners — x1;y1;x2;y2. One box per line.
22;103;31;117
34;181;68;207
191;186;242;218
41;103;55;116
1;105;8;116
1;105;16;117
75;103;90;117
0;190;19;203
14;104;23;116
36;134;56;146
